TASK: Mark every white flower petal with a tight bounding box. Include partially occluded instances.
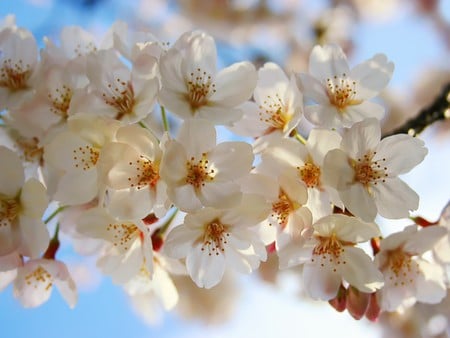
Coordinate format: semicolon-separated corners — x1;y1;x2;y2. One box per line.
0;146;24;196
373;178;419;219
303;263;342;300
309;44;350;81
186;245;225;289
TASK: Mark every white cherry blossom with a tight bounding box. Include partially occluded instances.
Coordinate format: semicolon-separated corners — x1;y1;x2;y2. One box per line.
299;43;394;128
375;225;447;312
323;118;427;221
159;31;256;125
160;119;253;212
43;113;121;205
280;214;384;300
258;128;342;221
163;194;270;288
230;62;303;148
13;258;77;308
76;207;153;284
0;146;49;258
99;124;168;219
0;26;39;110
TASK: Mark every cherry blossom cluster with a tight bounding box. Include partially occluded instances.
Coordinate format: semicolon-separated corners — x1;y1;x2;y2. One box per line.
1;15;449;321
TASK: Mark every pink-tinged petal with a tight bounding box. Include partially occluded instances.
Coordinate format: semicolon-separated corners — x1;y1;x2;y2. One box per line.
186;245;225;288
209;141;253;180
298;73;329;104
341;118;381;159
331;215;380;243
0;251;22;272
224;245;254;274
54;169;98;205
116;124;160;160
107;188;153;220
0;146;24;196
164;225;198;259
171;184;203;212
375;134;427;175
229;101;267;137
178;119;216;158
158;89;194;119
403;226;446;255
338;247;384;292
52;263;77;308
209;61;256;106
160;140;188;184
0;270;17;292
350;54;394;100
415;259;446;304
20;178;48;218
18;216;49;258
200;181;242;209
340;184;377;222
196;105;244;125
184;32;217;76
159;47;186;93
277;240;314;269
306;129;342;164
342;101;385;126
303;263;342;300
322;149;353;191
304;104;340;128
309;44;350;81
372;178;419;219
256;62;288;89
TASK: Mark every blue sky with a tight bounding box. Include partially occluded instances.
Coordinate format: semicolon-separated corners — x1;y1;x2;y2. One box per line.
1;1;449;337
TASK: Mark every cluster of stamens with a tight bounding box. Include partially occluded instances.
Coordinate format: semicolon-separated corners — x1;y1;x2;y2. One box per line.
271;190;297;228
0;198;20;227
106;222;140;251
15;136;43;164
72;145;100;170
73;42;97;57
127;155;160;189
0;58;31;90
326;73;360;111
102;78;135;120
25;266;53;291
298;162;321;188
385;248;420;287
259;93;289;132
352;151;388;189
186;68;215;111
185;153;215;189
312;233;347;271
201;219;229;256
48;84;73;119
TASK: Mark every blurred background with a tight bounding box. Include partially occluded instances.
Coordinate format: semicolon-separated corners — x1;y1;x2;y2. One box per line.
1;0;449;337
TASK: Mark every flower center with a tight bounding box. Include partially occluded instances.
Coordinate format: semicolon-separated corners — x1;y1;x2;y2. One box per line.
298;162;321;188
106;222;140;251
326;73;361;111
385;248;420;287
0;197;20;227
25;265;53;291
49;85;73;119
186;68;215;111
15;136;43;164
311;233;348;271
352;151;388;189
102;78;135;120
259;93;290;133
185;153;215;189
271;190;299;228
201;219;229;256
128;155;160;189
72;145;100;171
0;59;31;91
